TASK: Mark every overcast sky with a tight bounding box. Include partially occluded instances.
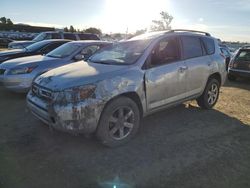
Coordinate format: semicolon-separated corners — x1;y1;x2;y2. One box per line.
1;0;250;42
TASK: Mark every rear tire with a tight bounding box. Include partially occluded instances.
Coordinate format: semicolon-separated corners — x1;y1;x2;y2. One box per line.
196;78;220;109
96;96;140;147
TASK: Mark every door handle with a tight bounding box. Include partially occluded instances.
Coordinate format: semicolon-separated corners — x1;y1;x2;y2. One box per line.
207;62;212;66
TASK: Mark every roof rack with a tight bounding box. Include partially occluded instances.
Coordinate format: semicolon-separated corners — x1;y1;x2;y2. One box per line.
168;29;211;36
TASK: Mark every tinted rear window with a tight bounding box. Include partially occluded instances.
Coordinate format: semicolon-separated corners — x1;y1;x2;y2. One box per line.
235;50;250;61
181;36;203;59
202;37;215;55
78;34;99;40
64;33;77;40
51;33;62;39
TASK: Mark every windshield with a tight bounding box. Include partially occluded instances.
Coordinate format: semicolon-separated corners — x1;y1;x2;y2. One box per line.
46;43;80;58
89;40;151;65
25;40;49;52
235;50;250;61
33;33;50;42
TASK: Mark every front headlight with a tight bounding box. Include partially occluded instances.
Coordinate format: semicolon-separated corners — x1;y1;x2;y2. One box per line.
55;85;96;103
9;66;37;75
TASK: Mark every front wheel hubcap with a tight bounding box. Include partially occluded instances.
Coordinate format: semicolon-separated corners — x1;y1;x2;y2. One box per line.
108;106;135;140
207;83;218;105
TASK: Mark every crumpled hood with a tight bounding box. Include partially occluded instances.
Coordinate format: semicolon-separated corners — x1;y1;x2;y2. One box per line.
0;55;58;69
35;61;128;91
0;49;24;56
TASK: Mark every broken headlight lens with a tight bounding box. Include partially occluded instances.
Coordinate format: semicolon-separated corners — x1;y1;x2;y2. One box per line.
56;85;96;102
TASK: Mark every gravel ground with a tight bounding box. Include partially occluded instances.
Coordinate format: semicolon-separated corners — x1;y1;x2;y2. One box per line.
0;79;250;188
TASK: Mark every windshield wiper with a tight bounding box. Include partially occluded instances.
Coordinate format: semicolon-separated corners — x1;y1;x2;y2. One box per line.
88;59;127;65
46;54;60;58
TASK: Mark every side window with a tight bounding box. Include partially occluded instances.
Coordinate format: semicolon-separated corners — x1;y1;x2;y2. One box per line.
81;45;100;58
44;33;52;40
64;33;77;40
202;37;215;55
78;34;89;40
41;43;63;54
51;33;62;39
149;37;180;67
78;34;99;40
181;36;203;59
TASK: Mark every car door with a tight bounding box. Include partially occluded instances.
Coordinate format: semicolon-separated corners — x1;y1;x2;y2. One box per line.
144;36;188;110
180;35;211;97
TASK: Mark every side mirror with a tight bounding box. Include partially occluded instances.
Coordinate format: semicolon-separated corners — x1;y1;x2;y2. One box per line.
74;54;84;61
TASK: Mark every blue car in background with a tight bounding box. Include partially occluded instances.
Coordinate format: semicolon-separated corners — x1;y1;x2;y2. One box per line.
0;40;111;92
0;39;70;63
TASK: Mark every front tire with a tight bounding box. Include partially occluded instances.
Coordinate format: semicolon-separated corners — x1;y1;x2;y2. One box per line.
96;96;140;147
196;78;220;109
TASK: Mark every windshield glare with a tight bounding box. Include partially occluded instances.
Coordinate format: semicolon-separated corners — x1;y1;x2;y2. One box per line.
25;40;49;52
46;43;80;58
89;40;150;65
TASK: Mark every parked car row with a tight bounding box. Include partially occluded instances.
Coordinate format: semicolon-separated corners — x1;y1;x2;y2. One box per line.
8;31;100;49
0;39;70;63
0;37;14;48
0;40;111;92
2;29;247;147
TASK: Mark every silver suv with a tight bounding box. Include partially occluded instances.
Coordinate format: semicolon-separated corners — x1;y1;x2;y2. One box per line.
27;30;227;147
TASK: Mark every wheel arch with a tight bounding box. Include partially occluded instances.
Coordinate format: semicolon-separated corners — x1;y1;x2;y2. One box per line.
102;91;144;119
208;72;222;86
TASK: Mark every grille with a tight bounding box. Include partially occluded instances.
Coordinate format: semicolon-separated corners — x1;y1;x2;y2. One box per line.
32;84;53;101
0;69;5;75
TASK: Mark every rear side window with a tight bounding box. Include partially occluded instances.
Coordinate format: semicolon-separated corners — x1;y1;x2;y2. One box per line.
64;33;77;40
181;36;203;59
51;33;62;39
78;34;99;40
202;37;215;55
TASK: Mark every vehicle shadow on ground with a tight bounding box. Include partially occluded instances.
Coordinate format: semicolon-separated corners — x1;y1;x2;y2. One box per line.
1;97;250;188
0;85;27;99
224;78;250;91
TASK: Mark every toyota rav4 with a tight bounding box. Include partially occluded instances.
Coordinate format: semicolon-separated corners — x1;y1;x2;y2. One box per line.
27;30;227;147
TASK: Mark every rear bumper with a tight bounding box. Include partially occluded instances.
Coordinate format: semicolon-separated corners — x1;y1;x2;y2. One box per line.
228;68;250;78
26;91;105;134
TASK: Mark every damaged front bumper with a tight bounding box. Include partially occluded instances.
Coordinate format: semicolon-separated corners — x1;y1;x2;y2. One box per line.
26;91;105;134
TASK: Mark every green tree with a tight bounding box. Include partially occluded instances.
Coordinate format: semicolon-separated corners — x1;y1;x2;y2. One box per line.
84;27;102;35
64;27;69;32
69;25;75;33
6;18;13;25
135;28;147;36
0;17;7;24
150;11;173;31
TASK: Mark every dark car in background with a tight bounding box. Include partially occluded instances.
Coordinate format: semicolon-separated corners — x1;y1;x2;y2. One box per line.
0;39;70;63
228;45;250;81
220;45;232;70
0;38;14;48
8;31;100;49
